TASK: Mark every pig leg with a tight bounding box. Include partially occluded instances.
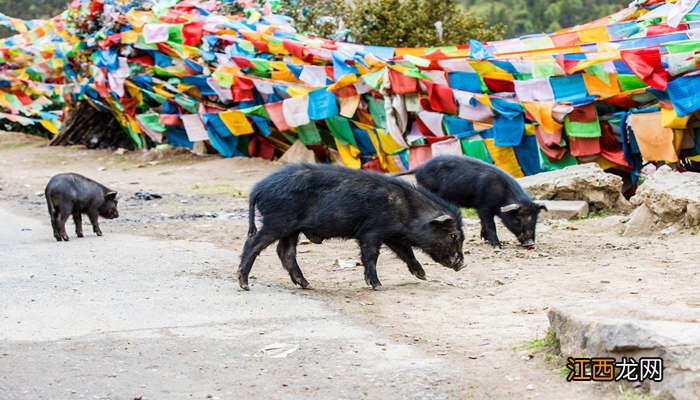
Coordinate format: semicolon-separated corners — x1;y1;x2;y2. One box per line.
237;228;278;291
47;199;61;241
276;233;310;289
56;210;70;242
359;239;383;290
87;212;102;236
385;240;426;280
73;212;84;238
50;212;61;241
477;209;501;247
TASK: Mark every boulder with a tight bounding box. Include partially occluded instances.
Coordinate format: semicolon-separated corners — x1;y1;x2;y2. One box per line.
279;140;316;164
623;204;661;236
518;163;629;211
629;166;700;229
536;200;589;220
548;302;700;400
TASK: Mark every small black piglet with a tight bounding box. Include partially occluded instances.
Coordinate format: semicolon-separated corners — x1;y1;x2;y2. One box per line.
45;173;119;241
397;155;546;248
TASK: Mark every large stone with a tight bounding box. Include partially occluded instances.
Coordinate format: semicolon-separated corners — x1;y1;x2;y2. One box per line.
629;166;700;228
536;200;589;220
548;302;700;400
623;204;660;236
518;163;629;211
279;140;316;164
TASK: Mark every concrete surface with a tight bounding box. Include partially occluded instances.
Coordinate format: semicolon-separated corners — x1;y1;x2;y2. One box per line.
0;206;456;400
549;302;700;400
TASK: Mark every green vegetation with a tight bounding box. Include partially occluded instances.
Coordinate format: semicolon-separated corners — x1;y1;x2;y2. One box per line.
461;208;478;219
192;182;247;198
280;0;505;46
461;0;630;38
577;209;610;220
0;0;67;20
520;331;560;352
615;389;660;400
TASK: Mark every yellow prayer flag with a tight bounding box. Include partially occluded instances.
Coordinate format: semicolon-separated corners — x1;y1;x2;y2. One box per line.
483;139;525;178
660;107;690;129
577;26;610;44
327;74;359;91
39;120;58;134
121;30;139;43
220;110;254;136
333;138;361;169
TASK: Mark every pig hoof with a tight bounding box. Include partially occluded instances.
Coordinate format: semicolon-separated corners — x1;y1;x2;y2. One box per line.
411;270;427;280
371;285;385;291
298;279;311;289
239;282;250;291
76;233;84;238
95;231;103;237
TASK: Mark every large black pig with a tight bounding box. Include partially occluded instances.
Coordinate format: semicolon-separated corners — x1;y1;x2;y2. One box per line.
397;155;546;248
45;173;119;241
238;163;466;291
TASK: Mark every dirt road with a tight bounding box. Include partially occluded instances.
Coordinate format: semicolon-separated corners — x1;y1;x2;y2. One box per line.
1;132;698;399
0;206;465;400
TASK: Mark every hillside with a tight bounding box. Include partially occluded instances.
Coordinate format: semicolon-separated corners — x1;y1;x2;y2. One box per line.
4;0;632;39
0;0;68;20
461;0;631;38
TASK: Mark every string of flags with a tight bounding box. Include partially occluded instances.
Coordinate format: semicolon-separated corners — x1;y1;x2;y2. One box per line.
0;0;699;182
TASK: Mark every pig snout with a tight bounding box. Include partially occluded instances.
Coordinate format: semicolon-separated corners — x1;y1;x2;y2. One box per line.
520;239;535;248
448;253;466;271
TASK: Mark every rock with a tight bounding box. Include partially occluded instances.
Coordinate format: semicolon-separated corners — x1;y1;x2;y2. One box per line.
536;200;589;220
279;140;316;164
629;166;700;229
113;148;127;156
518;163;629;211
548;302;700;400
623;204;660;236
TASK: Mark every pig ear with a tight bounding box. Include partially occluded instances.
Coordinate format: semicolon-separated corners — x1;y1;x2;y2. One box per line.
104;191;118;201
500;203;521;214
430;214;454;227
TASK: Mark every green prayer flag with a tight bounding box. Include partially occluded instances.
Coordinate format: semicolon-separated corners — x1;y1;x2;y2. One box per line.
564;118;602;138
136;113;166;133
617;74;647;91
167;24;183;45
366;97;387;130
325;116;357;147
240;105;270;118
585;63;610;85
539;148;577;171
174;95;198;113
532;60;557;79
296;122;322;145
362;67;385;90
461;139;491;163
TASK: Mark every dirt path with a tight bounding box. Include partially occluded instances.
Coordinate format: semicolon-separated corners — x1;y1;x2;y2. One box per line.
1;132;698;399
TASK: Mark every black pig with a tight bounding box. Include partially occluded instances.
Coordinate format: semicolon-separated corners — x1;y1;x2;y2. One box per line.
397;155;546;248
238;163;466;291
45;173;119;241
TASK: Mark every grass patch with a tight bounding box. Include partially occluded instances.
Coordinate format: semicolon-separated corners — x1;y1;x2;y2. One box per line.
517;332;566;375
615;388;659;400
461;208;478;219
520;331;560;352
0;141;36;150
192;182;246;198
577;209;610;220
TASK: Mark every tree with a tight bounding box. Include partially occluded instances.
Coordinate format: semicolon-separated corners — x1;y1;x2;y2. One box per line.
279;0;505;47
